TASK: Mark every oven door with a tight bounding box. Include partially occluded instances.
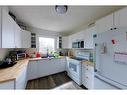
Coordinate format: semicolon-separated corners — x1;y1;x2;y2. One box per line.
67;59;80;76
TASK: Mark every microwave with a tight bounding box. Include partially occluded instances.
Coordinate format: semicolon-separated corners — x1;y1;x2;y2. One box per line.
72;41;85;48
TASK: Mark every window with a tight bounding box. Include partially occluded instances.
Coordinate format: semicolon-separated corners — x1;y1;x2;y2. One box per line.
39;37;55;54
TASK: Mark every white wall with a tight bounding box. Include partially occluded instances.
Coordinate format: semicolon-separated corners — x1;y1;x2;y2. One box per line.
0;49;9;60
27;27;59;52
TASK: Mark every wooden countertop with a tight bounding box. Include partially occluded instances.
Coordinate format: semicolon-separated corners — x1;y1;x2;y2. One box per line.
81;61;94;67
0;56;66;83
0;59;29;83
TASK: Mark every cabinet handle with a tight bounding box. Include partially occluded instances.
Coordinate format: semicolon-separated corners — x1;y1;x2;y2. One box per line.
86;68;88;70
110;28;113;30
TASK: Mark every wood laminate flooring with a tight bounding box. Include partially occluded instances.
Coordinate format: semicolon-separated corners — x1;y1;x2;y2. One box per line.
26;72;74;89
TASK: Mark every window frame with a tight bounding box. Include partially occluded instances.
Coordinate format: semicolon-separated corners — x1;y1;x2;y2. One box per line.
37;35;57;54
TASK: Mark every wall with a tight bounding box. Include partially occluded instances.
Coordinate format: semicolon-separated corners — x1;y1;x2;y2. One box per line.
0;49;9;60
27;26;59;52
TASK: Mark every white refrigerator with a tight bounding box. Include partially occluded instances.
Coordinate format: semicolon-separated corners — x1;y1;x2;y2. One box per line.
93;28;127;89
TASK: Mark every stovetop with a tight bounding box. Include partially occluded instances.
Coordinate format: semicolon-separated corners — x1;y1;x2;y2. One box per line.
71;57;88;61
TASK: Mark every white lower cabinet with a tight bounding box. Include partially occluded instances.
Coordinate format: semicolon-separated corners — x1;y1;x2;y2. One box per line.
15;66;27;89
82;63;94;89
57;58;66;72
38;58;66;78
27;60;38;80
27;58;66;80
38;59;53;77
0;81;15;89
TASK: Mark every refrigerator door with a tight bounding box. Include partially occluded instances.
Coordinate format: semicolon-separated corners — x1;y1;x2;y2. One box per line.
94;28;127;89
94;73;119;89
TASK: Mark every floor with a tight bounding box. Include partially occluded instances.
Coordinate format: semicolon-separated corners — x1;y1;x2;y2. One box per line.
26;72;86;89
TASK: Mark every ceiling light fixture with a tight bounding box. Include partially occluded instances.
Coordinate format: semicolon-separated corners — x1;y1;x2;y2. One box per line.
55;5;68;14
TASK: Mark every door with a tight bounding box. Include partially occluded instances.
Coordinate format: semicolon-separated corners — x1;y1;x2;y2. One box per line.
67;59;79;77
2;8;15;48
94;29;127;88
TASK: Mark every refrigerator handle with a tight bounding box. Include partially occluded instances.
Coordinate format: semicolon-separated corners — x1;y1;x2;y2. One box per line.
94;43;98;72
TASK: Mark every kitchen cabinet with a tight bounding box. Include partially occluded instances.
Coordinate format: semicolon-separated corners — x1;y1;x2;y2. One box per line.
38;59;53;77
2;7;22;48
0;81;15;89
62;36;69;48
14;22;22;48
114;7;127;28
95;13;114;33
27;58;66;80
68;35;73;48
84;26;96;49
95;7;127;34
67;26;96;49
27;60;38;80
0;7;2;48
82;63;94;89
2;7;15;48
38;58;66;78
58;57;66;72
15;66;27;89
22;30;31;48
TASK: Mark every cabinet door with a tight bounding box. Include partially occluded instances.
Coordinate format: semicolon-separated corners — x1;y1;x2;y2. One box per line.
27;60;38;80
85;27;96;49
38;59;53;77
16;66;27;89
82;64;94;89
114;7;127;28
62;36;69;48
0;81;14;89
14;23;22;48
58;58;66;72
0;7;2;48
2;8;15;48
22;30;31;48
95;14;114;33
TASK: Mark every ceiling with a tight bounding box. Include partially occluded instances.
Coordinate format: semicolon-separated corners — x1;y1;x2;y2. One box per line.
9;6;124;35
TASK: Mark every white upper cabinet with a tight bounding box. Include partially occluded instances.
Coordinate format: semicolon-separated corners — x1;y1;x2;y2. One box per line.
114;7;127;28
14;22;22;48
22;30;31;48
95;13;114;33
95;7;127;33
0;7;2;48
85;26;96;49
62;36;69;49
67;26;96;49
2;8;15;48
1;7;23;48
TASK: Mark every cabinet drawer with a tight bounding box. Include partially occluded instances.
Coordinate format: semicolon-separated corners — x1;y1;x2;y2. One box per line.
83;75;94;89
82;64;94;74
0;81;14;89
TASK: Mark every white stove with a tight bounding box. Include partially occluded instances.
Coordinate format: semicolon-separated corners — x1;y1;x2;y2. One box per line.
67;52;91;86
